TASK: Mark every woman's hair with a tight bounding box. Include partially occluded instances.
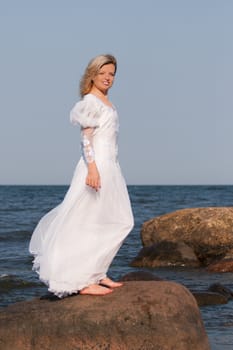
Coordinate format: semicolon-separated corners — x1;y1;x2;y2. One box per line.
80;54;117;97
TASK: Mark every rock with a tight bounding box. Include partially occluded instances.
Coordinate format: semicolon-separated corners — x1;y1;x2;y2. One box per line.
120;271;163;281
207;283;233;300
131;241;200;267
139;207;233;267
120;273;229;307
0;281;210;350
190;283;233;306
207;259;233;272
191;291;228;306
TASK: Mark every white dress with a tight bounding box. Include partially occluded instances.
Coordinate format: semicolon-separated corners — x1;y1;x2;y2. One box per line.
29;93;134;297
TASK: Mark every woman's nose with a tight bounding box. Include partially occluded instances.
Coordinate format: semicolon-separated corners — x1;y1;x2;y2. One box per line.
105;73;112;80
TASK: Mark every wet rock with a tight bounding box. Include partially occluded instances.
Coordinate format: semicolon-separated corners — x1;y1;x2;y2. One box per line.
120;271;163;281
0;281;210;350
207;259;233;272
207;283;233;300
139;207;233;267
191;291;228;306
131;241;200;268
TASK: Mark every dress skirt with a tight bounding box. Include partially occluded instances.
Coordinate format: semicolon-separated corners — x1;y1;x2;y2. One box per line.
29;157;134;297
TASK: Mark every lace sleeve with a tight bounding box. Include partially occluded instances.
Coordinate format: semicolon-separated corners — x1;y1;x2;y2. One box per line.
81;127;95;163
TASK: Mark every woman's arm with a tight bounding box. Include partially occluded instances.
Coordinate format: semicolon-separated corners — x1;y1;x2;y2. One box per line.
82;127;101;191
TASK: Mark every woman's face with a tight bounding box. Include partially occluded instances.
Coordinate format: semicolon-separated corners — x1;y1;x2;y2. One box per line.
92;63;115;94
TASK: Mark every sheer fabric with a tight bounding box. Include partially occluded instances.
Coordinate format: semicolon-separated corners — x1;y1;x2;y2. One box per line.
81;128;95;163
29;93;134;297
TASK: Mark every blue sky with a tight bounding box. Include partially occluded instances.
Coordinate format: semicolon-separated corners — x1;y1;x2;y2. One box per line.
0;0;232;185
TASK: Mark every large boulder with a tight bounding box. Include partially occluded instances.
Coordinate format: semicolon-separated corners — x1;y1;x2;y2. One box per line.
0;281;210;350
134;207;233;268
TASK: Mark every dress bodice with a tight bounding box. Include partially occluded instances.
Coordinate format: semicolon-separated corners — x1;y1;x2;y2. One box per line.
70;94;119;162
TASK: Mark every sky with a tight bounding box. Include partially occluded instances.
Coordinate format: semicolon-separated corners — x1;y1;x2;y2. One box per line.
0;0;232;185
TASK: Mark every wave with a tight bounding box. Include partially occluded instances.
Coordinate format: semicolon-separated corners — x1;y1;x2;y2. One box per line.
0;230;32;242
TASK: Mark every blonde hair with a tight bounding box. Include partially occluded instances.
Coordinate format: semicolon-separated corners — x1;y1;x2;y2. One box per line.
79;54;117;97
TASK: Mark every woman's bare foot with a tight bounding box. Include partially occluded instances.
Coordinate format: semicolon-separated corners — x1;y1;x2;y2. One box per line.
100;277;123;288
79;284;113;295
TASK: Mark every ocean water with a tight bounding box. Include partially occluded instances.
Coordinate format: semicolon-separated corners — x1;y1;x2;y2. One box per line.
1;185;233;349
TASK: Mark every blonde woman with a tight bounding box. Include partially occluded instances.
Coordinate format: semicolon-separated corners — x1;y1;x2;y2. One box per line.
29;54;134;296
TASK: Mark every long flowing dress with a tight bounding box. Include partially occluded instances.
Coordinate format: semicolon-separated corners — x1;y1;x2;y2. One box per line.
29;93;134;297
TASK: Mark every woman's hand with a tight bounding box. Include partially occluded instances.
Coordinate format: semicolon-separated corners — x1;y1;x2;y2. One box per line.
86;162;101;191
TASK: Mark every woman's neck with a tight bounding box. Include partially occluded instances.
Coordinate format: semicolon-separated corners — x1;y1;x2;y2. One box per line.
89;88;113;108
90;86;108;98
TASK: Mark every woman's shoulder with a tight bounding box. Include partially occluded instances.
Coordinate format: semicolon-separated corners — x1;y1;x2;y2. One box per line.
83;93;100;103
70;94;101;128
80;93;105;110
72;94;100;112
83;93;94;100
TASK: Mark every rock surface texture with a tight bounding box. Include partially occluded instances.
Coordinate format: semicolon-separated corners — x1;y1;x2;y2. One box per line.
0;281;210;350
132;207;233;269
207;259;233;272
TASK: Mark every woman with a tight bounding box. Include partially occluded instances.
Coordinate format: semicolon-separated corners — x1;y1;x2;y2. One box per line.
29;54;134;296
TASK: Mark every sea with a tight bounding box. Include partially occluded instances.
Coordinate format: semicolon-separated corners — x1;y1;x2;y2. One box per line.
0;185;233;349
